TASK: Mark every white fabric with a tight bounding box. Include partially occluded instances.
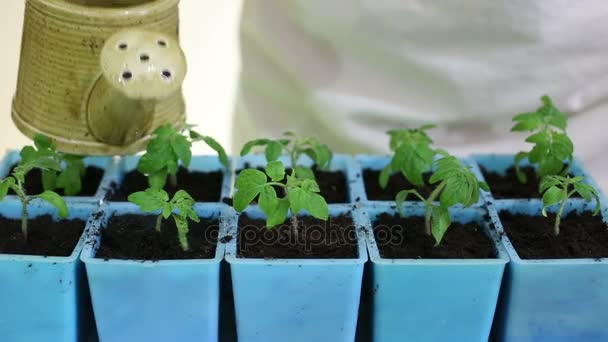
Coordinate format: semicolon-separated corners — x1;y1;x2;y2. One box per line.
234;0;608;191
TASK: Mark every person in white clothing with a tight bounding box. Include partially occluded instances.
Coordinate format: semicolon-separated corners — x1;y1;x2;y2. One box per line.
233;1;608;191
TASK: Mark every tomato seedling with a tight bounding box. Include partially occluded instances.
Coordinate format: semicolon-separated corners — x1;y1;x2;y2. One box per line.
540;175;601;236
128;188;199;251
138;124;229;189
21;135;87;196
0;153;68;242
395;156;489;246
379;124;441;188
233;160;328;231
512;95;574;183
240;132;332;180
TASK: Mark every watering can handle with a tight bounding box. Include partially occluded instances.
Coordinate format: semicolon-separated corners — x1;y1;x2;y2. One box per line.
85;29;187;147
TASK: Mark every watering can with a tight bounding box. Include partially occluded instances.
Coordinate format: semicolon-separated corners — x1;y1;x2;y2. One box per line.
12;0;187;155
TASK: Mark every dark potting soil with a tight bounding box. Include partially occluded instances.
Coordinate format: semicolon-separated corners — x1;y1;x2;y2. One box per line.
480;165;580;199
96;214;219;260
237;214;358;259
8;164;104;197
498;211;608;259
0;215;85;256
363;170;433;201
107;167;223;202
373;213;496;259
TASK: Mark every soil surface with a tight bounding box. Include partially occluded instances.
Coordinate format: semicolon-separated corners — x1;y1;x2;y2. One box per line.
107;167;223;202
8;164;104;196
96;214;219;260
363;170;433;201
237;214;358;259
0;215;86;256
480;165;579;199
373;213;496;259
498;211;608;259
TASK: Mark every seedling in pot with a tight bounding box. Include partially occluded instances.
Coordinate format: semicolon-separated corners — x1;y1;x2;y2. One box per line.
0;153;68;242
240;132;332;180
128;188;199;251
379;124;442;188
512;95;574;183
395;156;489;245
21;135;88;196
540;175;602;236
233;160;329;232
137;123;229;189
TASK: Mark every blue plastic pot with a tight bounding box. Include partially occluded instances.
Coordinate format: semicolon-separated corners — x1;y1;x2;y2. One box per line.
361;203;508;342
107;155;232;202
353;154;487;207
0;150;113;203
224;206;367;342
235;153;358;203
81;203;227;342
472;154;598;202
489;198;608;342
0;199;97;342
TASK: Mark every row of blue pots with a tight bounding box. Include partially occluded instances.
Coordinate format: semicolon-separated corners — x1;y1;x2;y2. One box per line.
0;152;606;342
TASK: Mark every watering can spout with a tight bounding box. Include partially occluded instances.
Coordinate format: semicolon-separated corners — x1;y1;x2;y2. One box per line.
86;29;187;147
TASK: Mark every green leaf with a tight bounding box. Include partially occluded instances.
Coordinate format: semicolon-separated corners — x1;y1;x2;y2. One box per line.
30;157;62;172
259;186;278;215
240;139;270;156
33;134;53;150
42;169;58;192
479;182;490;192
514;152;529;183
0;179;11;201
573;182;593;202
300;179;320;193
266;161;285;182
379;165;392;189
431;206;451;246
19;146;37;164
171;135;192;168
312;144;332;169
287;187;307;214
304;193;329;220
200;136;230;169
294;166;315;180
266;198;290;227
233;169;267;211
395;189;424;216
137;152;166;174
148;171;168;190
541;186;566;216
173;215;190;251
128;188;169;212
37;191;69;219
265;141;283;162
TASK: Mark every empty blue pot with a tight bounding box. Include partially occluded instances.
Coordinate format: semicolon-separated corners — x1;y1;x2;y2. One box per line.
225;206;367;342
81;202;227;342
0;199;97;342
106;155;232;202
490;198;608;342
361;203;508;342
0;150;113;203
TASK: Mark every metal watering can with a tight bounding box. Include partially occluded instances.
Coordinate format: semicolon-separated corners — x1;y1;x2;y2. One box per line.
12;0;187;155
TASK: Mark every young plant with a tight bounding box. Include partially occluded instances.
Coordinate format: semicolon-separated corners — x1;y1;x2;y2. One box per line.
128;188;199;251
540;175;601;236
512;95;574;183
379;124;439;188
0;154;68;242
395;156;489;246
137;123;229;189
233;160;328;230
240;132;332;180
21;135;87;196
